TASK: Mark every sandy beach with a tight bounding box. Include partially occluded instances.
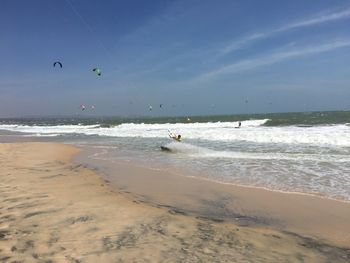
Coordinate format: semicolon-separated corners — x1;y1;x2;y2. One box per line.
1;142;349;262
77;149;350;247
3;0;350;261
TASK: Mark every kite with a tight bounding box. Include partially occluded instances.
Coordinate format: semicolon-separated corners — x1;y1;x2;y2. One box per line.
93;68;101;76
53;61;63;68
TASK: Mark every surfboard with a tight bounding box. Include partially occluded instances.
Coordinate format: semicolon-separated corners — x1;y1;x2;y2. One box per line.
161;146;172;152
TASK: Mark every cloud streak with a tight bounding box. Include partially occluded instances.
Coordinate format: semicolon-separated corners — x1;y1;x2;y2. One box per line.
281;8;350;30
221;8;350;55
195;40;350;81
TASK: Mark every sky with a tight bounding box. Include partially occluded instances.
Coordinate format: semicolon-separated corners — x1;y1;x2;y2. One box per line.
1;0;350;117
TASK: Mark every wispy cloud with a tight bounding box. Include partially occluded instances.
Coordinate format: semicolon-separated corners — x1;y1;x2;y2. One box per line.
221;8;350;55
195;39;350;81
281;8;350;30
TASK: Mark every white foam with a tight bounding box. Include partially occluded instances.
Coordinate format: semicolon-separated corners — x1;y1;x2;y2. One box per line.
1;120;350;147
22;133;62;137
4;120;348;201
164;142;350;162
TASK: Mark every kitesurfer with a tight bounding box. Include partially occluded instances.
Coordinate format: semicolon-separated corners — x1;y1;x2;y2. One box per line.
169;133;182;142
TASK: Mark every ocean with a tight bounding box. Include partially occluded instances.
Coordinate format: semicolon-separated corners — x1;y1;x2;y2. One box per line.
1;111;350;201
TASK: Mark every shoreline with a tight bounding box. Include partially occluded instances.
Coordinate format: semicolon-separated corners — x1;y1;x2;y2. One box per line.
2;130;350;204
1;142;350;262
77;146;350;247
99;154;350;204
73;140;350;204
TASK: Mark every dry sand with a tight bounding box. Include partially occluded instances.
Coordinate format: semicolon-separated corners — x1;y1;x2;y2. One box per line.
0;142;349;262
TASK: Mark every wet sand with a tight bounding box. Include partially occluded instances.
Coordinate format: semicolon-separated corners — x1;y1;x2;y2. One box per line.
77;149;350;247
0;142;349;262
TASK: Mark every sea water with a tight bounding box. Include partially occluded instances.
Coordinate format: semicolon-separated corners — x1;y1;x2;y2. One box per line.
1;111;350;201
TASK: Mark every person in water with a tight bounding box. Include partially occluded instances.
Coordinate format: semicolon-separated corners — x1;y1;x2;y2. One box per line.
170;134;182;142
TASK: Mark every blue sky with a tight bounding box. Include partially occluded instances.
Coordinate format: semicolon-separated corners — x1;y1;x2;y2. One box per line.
1;0;350;117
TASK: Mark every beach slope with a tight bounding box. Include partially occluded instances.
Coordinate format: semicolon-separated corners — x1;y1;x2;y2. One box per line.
0;143;349;262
